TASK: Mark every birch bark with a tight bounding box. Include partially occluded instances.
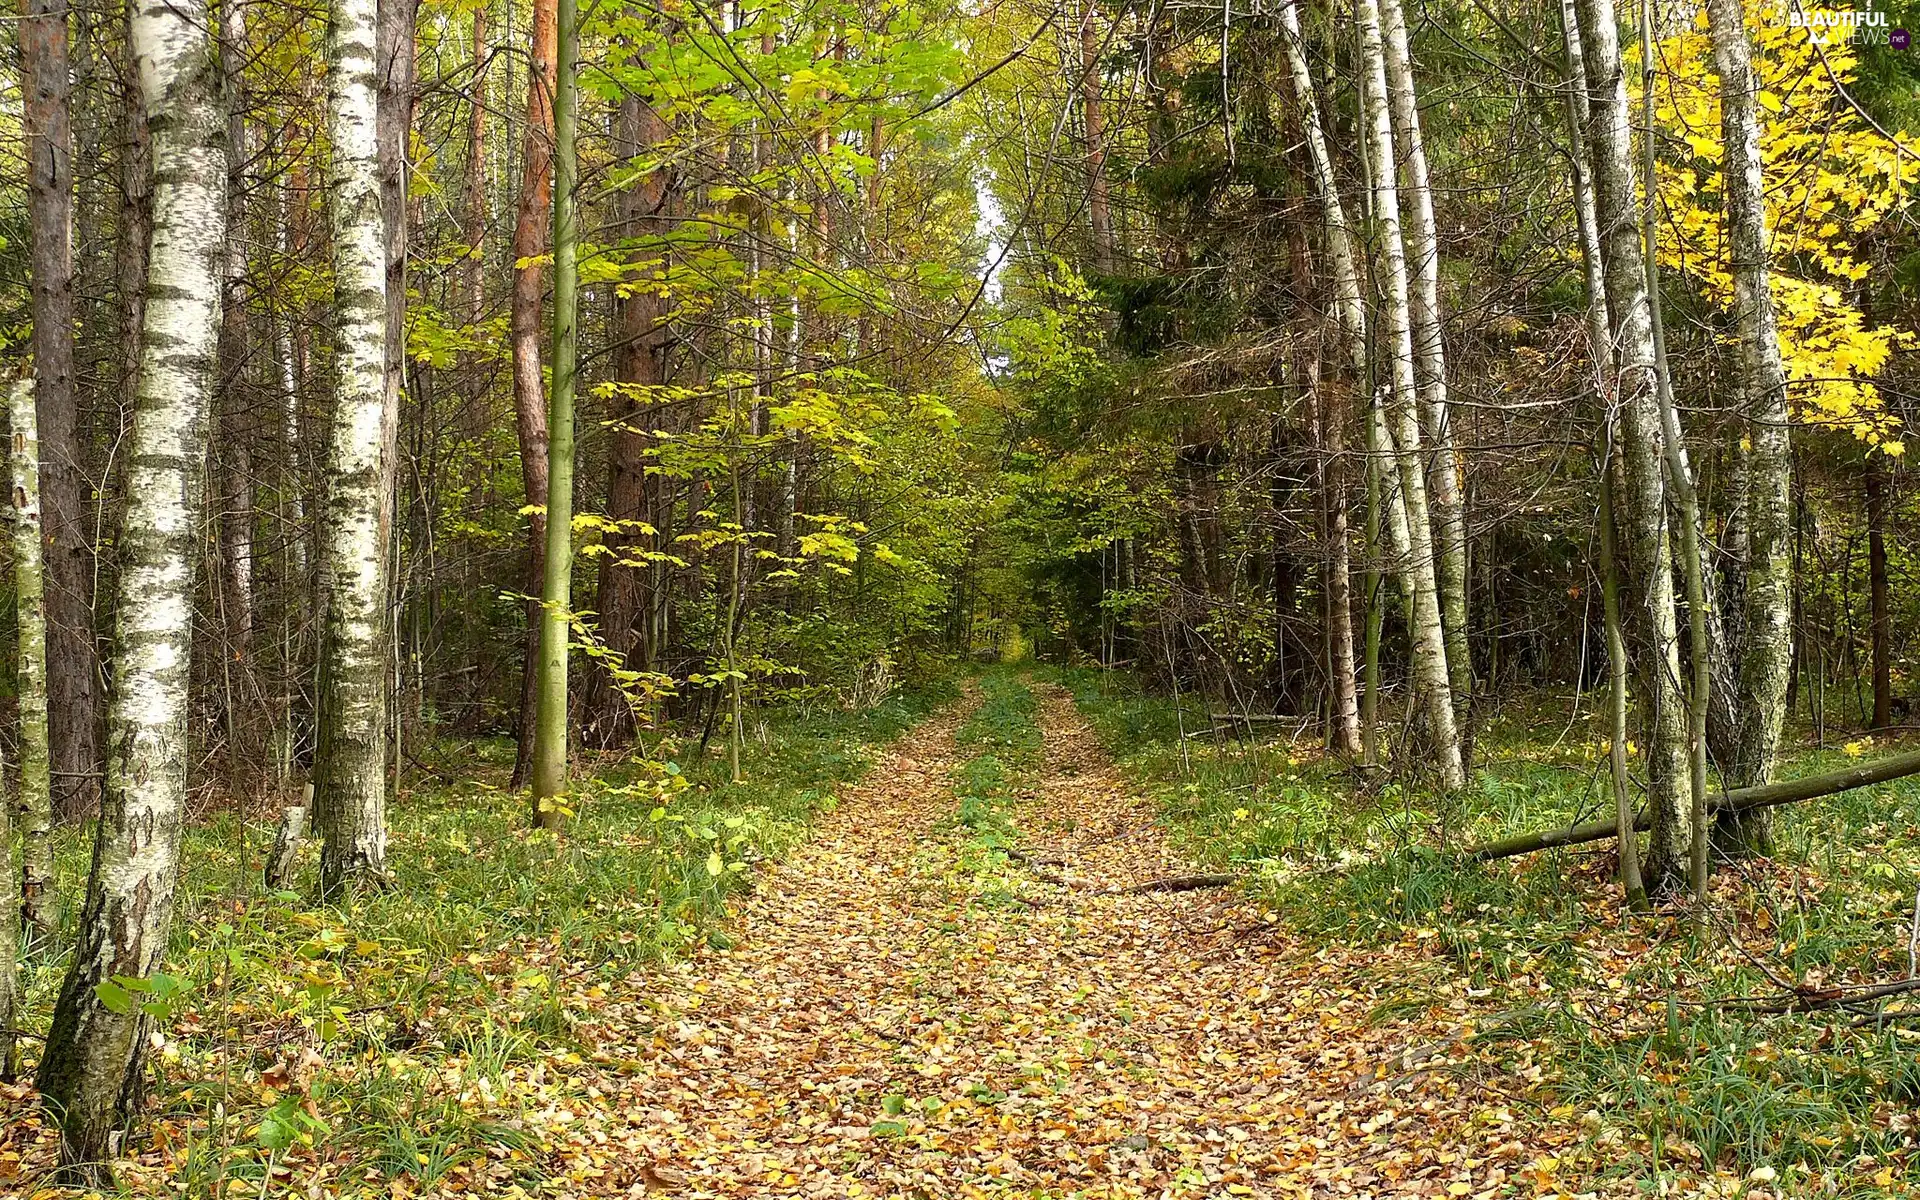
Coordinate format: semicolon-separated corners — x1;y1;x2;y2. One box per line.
1572;0;1693;892
1277;0;1373;758
1708;0;1793;853
1358;0;1464;788
1378;0;1471;717
315;0;394;894
12;381;57;936
1559;0;1644;905
34;0;226;1170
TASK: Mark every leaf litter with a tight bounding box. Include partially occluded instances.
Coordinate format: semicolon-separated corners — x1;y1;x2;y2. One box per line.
0;684;1677;1198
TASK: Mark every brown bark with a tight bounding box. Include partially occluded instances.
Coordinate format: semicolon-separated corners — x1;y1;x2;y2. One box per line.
509;0;558;788
1080;0;1113;273
466;6;489;330
583;86;675;747
25;0;101;823
1868;458;1892;731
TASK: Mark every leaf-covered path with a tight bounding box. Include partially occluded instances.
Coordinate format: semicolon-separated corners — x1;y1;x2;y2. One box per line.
578;685;1577;1199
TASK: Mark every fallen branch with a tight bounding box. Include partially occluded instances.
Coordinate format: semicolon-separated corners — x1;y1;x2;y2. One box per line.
1465;749;1920;862
1710;976;1920;1016
1106;872;1239;895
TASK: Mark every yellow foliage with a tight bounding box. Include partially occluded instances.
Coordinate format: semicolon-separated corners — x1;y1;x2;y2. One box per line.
1637;1;1916;451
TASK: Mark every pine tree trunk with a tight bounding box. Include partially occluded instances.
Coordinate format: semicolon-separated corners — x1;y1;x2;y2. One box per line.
1080;0;1113;273
1358;0;1464;789
1572;0;1692;893
1708;0;1793;856
315;0;396;896
24;0;102;825
531;0;578;827
585;83;674;746
34;0;227;1170
11;381;57;937
508;0;557;790
1379;0;1471;722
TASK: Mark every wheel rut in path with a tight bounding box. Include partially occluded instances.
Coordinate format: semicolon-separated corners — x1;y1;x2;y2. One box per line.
593;683;1535;1199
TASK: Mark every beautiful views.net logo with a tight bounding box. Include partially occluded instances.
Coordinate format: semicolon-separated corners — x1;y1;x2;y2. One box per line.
1785;2;1908;45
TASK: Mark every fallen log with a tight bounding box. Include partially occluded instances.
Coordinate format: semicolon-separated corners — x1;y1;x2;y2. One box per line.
1466;749;1920;862
1106;872;1239;895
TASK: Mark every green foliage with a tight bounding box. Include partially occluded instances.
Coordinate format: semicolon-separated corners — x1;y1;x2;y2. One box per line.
945;672;1041;848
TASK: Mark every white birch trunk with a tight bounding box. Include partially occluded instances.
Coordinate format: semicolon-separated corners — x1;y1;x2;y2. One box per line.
1378;0;1471;714
34;0;226;1171
1358;0;1464;788
1572;0;1692;891
1559;0;1644;905
1708;0;1793;841
315;0;392;895
11;380;56;936
1279;0;1369;756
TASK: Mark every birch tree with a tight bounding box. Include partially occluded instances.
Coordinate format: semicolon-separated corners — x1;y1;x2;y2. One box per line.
1707;0;1793;851
1559;0;1645;907
12;381;57;935
1378;0;1471;718
1358;0;1465;789
314;0;394;895
1277;0;1365;756
34;0;227;1170
1572;0;1694;892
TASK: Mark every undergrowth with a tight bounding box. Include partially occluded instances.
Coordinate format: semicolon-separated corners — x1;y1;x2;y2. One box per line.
1048;664;1920;1198
10;682;954;1197
941;670;1043;906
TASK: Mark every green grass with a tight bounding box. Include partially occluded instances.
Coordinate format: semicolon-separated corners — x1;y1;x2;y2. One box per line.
13;681;955;1197
942;670;1043;895
1046;664;1920;1196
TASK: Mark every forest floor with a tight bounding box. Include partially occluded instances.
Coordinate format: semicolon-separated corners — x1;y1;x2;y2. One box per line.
8;673;1912;1198
467;678;1603;1200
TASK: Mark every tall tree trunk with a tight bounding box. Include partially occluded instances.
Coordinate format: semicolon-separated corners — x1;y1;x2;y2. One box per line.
1358;0;1464;789
1280;0;1370;759
508;0;557;790
466;4;489;331
1378;0;1471;724
1560;0;1642;908
1573;0;1693;894
1080;0;1113;273
1868;457;1892;730
11;382;57;937
34;0;227;1170
118;56;153;427
1708;0;1793;857
218;0;259;787
531;0;578;828
585;81;674;746
315;0;397;896
25;0;102;825
1636;0;1710;900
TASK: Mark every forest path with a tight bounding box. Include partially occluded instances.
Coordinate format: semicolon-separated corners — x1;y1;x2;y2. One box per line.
584;683;1541;1199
